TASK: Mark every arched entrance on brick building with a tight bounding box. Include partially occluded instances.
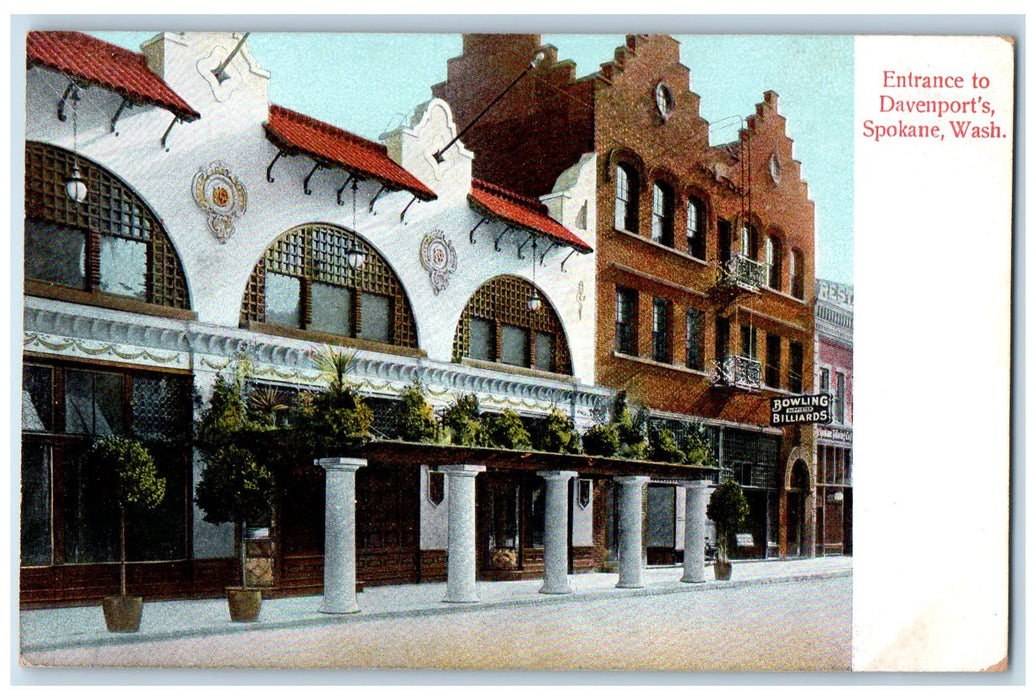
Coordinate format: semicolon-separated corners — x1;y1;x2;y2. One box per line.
779;446;816;559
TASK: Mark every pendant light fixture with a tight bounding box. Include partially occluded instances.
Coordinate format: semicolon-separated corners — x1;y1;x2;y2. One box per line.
345;179;367;271
527;237;542;312
64;86;87;205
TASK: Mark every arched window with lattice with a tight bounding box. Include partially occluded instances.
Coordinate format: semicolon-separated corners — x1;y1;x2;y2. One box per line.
24;141;190;311
452;275;572;375
241;223;418;350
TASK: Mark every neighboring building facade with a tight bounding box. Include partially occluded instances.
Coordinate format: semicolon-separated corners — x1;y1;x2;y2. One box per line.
21;31;627;605
433;33;819;561
814;279;853;556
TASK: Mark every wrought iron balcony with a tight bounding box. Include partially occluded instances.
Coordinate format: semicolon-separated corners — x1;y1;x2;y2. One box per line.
710;354;762;390
718;254;766;291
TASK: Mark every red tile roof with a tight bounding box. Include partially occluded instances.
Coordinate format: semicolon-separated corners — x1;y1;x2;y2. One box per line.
469;180;592;253
265;105;436;201
27;31;200;122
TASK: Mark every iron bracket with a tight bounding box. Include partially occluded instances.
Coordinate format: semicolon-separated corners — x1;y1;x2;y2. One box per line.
110;98;132;134
303;162;323;195
560;249;577;273
399;195;418;223
539;240;559;266
56;82;79;122
494;226;514;252
336;174;356;205
469;218;489;245
515;233;535;259
368;184;387;213
160;116;180;152
266;150;286;183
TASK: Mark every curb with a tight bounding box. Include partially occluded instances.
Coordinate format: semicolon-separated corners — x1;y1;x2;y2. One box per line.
21;566;851;654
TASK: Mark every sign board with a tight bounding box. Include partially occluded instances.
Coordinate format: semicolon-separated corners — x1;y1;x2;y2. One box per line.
735;533;754;548
770;393;832;426
816;279;854;308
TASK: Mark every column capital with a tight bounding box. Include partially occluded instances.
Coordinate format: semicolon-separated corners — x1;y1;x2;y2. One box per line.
615;475;650;486
441;464;487;478
681;479;710;490
537;469;578;482
316;457;367;472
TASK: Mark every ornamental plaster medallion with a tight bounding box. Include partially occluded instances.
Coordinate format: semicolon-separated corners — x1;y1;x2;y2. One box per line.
419;230;458;295
192;161;248;244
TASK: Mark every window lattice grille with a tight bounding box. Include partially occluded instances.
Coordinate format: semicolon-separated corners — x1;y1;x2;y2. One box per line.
452;275;572;375
131;374;191;442
720;429;779;489
241;223;418;348
24;141;189;309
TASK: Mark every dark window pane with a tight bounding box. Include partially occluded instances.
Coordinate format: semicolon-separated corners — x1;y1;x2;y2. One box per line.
716;317;730;359
789;342;804;393
63;444;118;564
265;273;301;327
126;442;185;561
685;308;703;370
99;235;148;300
65;370;125;436
360;292;391;343
835;372;846;423
21;442;52;565
646;485;676;547
132;374;189;442
501;324;530;367
534;332;555;372
615;287;636;355
22;365;53;432
615;165;638;233
652;298;671;363
687;198;706;259
740;325;757;359
651;182;674;246
469;317;494;361
766;335;779;387
24;219;86;288
820;368;830;393
310;282;353;336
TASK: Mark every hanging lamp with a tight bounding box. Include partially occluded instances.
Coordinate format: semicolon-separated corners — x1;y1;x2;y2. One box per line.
64;86;87;205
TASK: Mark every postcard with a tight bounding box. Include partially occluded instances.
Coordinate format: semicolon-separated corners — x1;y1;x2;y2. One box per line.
13;20;1014;675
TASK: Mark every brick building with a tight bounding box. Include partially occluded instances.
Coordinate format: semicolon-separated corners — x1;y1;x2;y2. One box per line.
814;279;853;555
434;33;819;559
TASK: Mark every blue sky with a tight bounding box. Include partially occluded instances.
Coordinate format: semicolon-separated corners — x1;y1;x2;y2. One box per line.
91;31;853;284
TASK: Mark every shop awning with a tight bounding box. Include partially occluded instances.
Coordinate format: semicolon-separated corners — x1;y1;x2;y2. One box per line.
264;104;437;202
27;31;200;123
468;179;593;254
362;440;715;480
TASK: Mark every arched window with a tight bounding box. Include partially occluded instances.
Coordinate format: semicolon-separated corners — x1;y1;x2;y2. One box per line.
740;222;758;260
23;141;190;310
651;181;674;247
453;275;572;375
790;248;805;299
614;164;639;233
765;234;783;290
686;196;706;259
241;223;418;349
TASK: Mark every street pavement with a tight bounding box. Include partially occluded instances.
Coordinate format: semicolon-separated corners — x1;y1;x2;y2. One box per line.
18;550;849;666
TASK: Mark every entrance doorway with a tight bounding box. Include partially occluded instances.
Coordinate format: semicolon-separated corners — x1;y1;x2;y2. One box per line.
785;459;809;557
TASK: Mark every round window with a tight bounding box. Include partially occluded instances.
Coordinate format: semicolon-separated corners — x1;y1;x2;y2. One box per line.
654;81;675;120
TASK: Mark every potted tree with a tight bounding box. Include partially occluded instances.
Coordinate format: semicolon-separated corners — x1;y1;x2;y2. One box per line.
194;444;275;622
706;478;750;580
87;436;166;633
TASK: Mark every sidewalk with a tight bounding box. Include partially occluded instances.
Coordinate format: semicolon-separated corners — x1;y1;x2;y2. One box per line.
20;556;851;653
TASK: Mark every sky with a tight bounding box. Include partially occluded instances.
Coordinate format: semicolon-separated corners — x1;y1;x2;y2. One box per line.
90;31;854;284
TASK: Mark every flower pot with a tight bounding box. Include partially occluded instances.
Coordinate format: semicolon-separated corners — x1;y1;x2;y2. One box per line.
102;595;143;633
226;586;262;622
714;560;733;581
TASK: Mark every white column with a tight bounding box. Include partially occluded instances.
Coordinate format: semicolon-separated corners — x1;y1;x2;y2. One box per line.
681;480;709;583
317;457;366;614
615;475;649;589
442;464;485;603
538;470;577;594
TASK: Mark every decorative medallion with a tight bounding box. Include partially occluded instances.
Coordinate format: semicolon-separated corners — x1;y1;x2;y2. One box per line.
768;152;782;184
654;81;675;121
419;230;458;294
192;161;248;244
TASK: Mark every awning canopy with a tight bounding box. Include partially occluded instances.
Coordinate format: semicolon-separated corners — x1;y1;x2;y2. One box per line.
27;31;200;123
362;439;715;480
468;179;593;254
264;104;437;201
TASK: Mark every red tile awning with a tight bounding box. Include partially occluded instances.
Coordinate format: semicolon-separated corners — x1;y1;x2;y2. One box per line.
469;179;592;254
27;31;200;122
264;104;437;201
